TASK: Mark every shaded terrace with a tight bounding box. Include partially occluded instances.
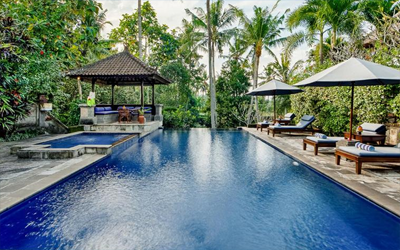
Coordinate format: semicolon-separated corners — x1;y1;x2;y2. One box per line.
67;48;171;125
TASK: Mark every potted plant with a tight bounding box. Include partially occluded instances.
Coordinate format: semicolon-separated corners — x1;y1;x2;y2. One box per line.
138;108;145;124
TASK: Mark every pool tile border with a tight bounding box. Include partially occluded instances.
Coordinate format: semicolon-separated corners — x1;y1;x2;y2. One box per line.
243;128;400;217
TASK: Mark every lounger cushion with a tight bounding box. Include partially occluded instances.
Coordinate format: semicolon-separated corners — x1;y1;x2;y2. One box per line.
301;115;315;121
306;136;343;143
270;125;301;129
360;123;386;134
296;115;315;128
284;113;296;119
270;115;315;129
104;107;112;111
338;146;400;157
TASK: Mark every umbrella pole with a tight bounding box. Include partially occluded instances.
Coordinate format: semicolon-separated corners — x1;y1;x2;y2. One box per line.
349;82;355;141
273;94;276;123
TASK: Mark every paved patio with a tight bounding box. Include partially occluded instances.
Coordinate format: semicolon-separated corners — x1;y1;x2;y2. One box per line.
243;127;400;216
0;135;106;212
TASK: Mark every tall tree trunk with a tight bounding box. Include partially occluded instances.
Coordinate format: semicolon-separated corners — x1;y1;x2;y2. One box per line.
247;51;260;125
212;42;217;126
253;53;260;121
319;31;324;65
207;0;216;129
138;0;143;59
331;28;336;50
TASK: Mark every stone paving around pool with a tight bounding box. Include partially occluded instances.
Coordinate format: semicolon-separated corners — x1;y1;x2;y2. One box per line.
243;128;400;217
0;135;107;212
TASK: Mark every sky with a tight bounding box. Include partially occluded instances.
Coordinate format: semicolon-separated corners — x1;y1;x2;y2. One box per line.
98;0;310;76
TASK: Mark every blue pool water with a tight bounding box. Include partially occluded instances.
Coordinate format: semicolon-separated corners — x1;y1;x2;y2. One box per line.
38;133;133;148
1;130;399;250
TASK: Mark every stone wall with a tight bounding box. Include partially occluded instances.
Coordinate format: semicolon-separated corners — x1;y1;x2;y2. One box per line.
386;124;400;145
15;104;67;134
17;104;38;127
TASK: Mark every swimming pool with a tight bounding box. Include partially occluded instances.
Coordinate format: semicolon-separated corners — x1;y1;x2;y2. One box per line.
38;133;133;148
1;130;399;250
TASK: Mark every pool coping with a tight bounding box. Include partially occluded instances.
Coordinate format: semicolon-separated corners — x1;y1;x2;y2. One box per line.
0;154;107;213
243;127;400;218
0;131;154;214
11;132;139;159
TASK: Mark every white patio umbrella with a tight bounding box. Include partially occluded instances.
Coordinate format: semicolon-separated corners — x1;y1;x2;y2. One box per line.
247;80;303;122
294;57;400;136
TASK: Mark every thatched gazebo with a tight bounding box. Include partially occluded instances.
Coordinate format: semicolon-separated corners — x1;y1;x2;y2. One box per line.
67;48;171;113
67;48;171;125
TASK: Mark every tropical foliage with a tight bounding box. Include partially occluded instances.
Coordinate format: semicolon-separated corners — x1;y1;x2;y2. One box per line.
1;0;400;139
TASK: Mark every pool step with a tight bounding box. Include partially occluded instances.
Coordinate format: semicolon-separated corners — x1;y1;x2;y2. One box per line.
15;146;110;159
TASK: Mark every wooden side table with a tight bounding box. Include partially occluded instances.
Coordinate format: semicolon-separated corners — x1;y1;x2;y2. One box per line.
118;109;131;123
344;132;386;145
274;119;291;125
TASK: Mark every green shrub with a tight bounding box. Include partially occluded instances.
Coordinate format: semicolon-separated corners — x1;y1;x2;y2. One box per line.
163;106;196;129
0;129;43;142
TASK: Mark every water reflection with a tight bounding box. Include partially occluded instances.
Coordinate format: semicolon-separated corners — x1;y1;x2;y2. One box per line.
0;130;399;250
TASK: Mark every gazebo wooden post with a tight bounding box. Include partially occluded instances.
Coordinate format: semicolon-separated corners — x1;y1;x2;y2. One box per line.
91;78;96;92
111;83;115;107
273;94;276;123
141;81;144;108
152;84;155;115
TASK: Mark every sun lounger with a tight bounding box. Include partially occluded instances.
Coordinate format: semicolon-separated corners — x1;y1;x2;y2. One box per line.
303;136;343;155
267;115;316;137
256;121;273;132
335;146;400;174
275;113;296;125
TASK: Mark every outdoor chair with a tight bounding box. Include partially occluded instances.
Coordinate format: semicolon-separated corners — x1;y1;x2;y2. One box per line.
303;136;343;155
275;113;296;125
256;120;273;132
335;145;400;174
267;115;316;137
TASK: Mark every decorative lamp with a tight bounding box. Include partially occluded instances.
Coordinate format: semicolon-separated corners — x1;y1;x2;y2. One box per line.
356;125;363;135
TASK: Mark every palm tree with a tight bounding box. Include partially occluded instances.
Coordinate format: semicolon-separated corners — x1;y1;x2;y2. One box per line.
186;0;236;128
360;0;395;27
287;0;328;65
178;19;205;66
324;0;361;50
234;2;288;122
263;48;303;83
138;0;143;59
221;31;249;64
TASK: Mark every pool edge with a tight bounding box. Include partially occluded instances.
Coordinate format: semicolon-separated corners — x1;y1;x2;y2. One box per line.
244;128;400;219
0;132;153;214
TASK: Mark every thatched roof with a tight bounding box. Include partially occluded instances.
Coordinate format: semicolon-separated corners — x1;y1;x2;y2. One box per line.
67;49;171;86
